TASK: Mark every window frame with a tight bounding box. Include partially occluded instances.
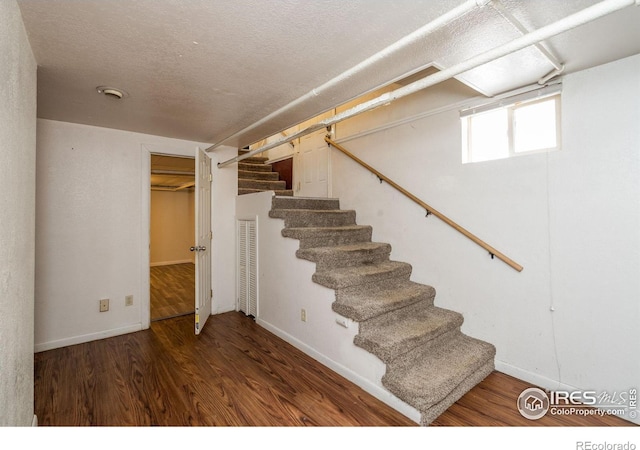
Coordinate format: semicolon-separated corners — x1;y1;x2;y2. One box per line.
462;92;562;164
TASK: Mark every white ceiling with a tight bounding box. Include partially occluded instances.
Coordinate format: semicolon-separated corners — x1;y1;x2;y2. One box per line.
17;0;640;149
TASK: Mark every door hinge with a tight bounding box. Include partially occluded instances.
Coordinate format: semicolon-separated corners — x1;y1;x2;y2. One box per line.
210;289;213;299
209;230;213;240
209;173;212;182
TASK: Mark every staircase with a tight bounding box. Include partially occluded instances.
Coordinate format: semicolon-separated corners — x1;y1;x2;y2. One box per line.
268;195;496;426
237;151;293;196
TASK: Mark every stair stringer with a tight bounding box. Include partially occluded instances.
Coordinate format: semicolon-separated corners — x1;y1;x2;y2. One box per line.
236;191;421;423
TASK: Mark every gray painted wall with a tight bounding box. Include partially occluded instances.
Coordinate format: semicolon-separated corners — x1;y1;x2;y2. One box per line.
0;0;37;426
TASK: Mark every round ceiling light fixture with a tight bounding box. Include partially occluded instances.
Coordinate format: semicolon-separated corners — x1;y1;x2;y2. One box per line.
96;86;128;99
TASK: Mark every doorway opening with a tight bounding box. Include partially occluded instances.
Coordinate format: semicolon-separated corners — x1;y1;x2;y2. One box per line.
149;154;196;322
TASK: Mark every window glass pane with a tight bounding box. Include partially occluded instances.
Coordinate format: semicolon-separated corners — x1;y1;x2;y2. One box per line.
514;98;557;153
469;109;508;162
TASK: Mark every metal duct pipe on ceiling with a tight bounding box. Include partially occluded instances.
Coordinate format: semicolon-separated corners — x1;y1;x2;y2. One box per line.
489;0;564;72
218;0;636;169
206;0;491;153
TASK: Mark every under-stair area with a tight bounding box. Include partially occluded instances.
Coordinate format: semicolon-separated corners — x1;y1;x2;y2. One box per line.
264;195;496;426
237;151;293;196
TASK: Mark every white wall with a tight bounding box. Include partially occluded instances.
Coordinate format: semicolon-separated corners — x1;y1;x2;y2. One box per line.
328;54;639;423
0;0;37;426
35;119;237;351
548;55;640;395
210;145;240;314
150;189;195;265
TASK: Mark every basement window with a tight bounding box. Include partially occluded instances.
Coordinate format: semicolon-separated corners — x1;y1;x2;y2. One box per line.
461;86;561;163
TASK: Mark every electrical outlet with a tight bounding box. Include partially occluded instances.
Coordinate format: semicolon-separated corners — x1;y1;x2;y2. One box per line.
99;298;109;312
301;308;307;322
125;295;134;306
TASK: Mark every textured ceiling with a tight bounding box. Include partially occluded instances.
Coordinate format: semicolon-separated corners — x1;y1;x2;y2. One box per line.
17;0;640;149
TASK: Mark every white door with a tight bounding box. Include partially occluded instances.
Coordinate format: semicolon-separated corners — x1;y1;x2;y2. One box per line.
193;148;212;334
294;129;330;198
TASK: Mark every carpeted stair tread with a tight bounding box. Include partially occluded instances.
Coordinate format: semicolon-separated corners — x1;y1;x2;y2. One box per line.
282;225;372;249
238;162;273;172
312;260;412;290
239;179;287;191
239;188;293;196
355;302;464;363
382;334;496;414
269;209;357;228
333;278;435;322
296;242;391;270
236;150;293;196
272;196;340;211
238;170;280;181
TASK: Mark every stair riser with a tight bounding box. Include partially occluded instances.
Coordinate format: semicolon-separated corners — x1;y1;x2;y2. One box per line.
358;327;463;365
241;156;269;164
238;163;273;172
269;210;356;228
313;263;412;290
239;189;293;196
239;179;287;190
356;303;464;357
419;361;495;426
299;246;391;271
282;228;372;249
272;197;340;211
238;170;280;181
333;287;435;322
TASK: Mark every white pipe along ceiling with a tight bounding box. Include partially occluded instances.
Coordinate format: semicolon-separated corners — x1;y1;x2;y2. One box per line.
217;0;640;168
18;1;640;146
206;0;490;153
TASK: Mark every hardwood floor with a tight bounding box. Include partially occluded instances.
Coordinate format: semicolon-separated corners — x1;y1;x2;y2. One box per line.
432;372;635;426
150;263;195;321
34;312;413;426
33;312;635;427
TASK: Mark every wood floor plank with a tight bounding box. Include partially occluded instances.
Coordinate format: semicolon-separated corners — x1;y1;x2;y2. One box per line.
150;263;195;321
34;312;635;427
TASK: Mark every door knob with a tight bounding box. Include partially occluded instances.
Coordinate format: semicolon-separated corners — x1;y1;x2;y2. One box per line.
190;246;206;252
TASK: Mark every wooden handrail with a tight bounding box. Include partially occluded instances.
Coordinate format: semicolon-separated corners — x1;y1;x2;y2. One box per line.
325;137;524;272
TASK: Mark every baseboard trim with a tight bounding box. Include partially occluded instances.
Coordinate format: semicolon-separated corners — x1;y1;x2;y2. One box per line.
32;415;38;427
495;360;568;392
256;318;421;424
495;360;639;425
34;323;143;352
